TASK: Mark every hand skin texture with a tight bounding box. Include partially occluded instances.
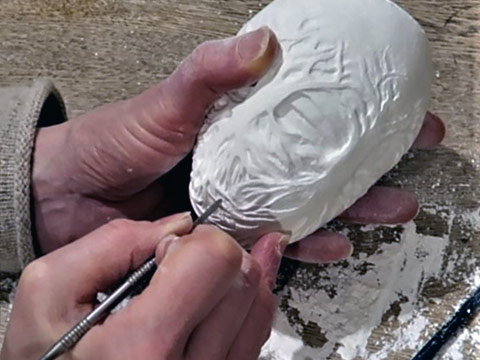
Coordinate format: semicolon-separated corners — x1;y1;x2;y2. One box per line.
1;26;445;360
31;26;446;262
0;214;289;360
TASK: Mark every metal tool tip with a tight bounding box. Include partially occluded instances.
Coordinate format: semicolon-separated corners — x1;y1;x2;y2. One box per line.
209;199;222;215
193;199;223;227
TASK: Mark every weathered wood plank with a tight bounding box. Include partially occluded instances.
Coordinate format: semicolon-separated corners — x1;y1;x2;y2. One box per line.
0;0;479;358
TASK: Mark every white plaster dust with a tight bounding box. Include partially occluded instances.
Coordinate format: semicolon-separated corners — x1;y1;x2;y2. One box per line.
259;204;480;360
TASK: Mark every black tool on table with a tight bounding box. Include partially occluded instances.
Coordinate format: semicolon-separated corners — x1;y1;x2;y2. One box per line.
412;285;480;360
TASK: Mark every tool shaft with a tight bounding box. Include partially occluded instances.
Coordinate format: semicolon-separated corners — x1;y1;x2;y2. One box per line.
38;200;221;360
412;285;480;359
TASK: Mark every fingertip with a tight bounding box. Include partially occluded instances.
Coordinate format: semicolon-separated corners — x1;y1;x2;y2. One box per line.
151;211;193;243
339;186;419;225
284;231;353;264
394;190;420;223
236;27;280;78
154;211;193;228
412;112;446;149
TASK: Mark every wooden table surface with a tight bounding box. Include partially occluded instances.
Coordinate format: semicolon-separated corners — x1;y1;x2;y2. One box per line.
0;1;479;359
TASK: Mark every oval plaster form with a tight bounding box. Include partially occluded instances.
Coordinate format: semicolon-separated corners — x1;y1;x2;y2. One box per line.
189;0;432;246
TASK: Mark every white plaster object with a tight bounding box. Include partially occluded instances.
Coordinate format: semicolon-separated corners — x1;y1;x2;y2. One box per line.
189;0;432;246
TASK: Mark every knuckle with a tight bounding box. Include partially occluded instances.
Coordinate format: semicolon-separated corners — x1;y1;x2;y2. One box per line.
184;40;217;91
106;217;136;230
189;41;210;73
241;255;262;289
20;259;51;292
104;218;140;239
103;219;154;252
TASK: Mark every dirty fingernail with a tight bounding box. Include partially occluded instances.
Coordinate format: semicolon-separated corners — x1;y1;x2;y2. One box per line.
157;211;192;227
172;211;192;224
237;26;273;62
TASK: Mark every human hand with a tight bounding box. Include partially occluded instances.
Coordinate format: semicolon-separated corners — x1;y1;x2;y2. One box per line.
1;214;288;360
32;27;280;254
284;112;446;263
32;23;445;264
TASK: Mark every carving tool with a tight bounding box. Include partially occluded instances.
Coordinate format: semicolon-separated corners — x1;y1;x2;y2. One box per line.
38;200;222;360
412;284;480;360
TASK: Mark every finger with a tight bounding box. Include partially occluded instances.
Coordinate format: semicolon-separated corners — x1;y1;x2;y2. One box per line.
116;225;244;359
250;232;290;290
412;112;446;149
226;287;277;360
110;179;165;220
34;212;193;304
338;186;419;225
284;230;353;263
69;27;279;197
227;233;287;360
184;252;261;359
44;180;167;251
97;179;172;222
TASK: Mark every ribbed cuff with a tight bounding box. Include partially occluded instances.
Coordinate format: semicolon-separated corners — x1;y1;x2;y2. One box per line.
0;79;66;272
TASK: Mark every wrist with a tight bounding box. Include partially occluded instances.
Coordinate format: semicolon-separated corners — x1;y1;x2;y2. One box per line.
31;124;73;253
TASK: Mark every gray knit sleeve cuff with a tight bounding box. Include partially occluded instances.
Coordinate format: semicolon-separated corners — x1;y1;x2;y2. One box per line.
0;79;66;273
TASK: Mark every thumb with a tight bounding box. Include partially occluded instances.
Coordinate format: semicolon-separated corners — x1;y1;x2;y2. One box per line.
68;27;279;197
